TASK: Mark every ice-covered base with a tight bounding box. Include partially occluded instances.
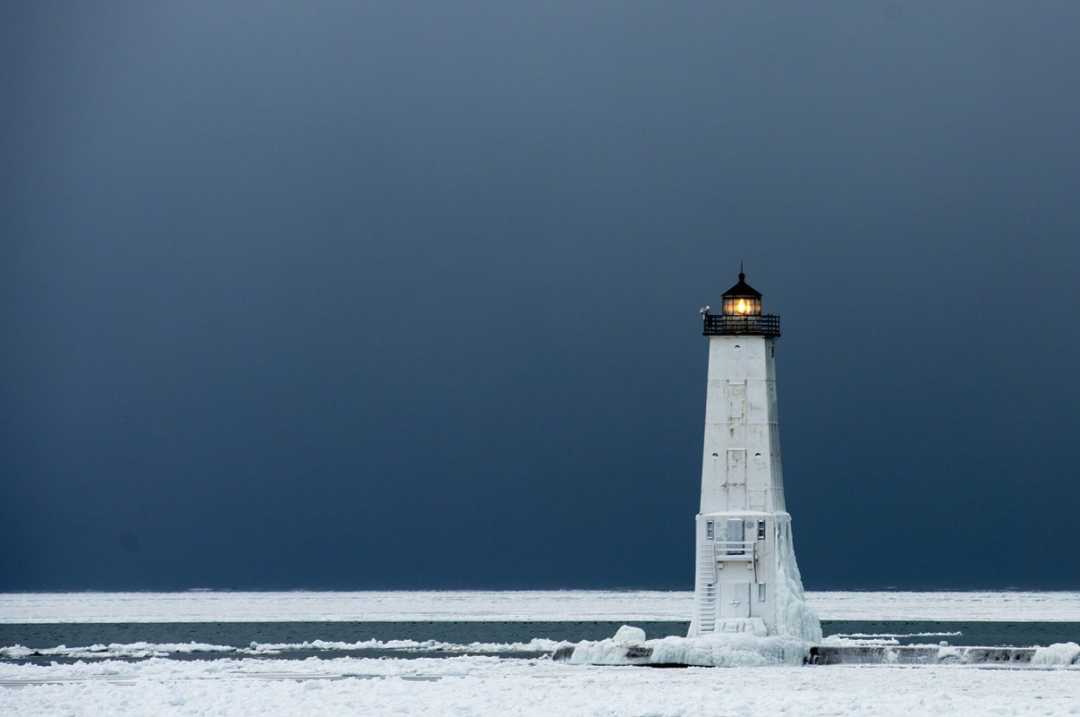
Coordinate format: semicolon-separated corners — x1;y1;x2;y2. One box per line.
771;536;822;642
689;514;822;642
567;625;811;667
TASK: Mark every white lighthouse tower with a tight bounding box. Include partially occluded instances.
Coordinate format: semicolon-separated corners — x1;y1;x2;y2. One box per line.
688;270;820;641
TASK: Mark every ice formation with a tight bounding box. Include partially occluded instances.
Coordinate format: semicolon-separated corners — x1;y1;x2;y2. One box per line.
1032;642;1080;666
566;626;811;667
0;637;569;660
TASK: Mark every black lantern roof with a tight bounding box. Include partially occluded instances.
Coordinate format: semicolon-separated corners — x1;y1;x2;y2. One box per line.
721;272;762;299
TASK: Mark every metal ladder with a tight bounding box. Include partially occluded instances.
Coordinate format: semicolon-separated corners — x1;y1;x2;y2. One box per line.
696;547;718;633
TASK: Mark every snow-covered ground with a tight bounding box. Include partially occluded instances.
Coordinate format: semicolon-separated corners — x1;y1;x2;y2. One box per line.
1;655;1077;716
2;590;1079;623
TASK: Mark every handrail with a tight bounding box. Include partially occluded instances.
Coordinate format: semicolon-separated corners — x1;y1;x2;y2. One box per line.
702;313;780;337
714;540;756;557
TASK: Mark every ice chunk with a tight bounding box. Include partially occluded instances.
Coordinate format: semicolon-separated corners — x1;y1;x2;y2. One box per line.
611;626;646;645
1031;642;1080;666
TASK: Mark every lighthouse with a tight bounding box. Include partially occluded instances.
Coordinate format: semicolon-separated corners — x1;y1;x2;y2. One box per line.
688;270;819;641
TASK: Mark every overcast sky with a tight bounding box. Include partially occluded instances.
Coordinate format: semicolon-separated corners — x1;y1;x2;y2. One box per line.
4;1;1079;590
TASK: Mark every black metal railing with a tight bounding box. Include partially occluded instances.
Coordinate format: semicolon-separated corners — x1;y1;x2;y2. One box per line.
702;313;781;337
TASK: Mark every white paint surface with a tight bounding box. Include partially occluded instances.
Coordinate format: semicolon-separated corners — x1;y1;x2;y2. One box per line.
699;335;784;515
690;332;818;638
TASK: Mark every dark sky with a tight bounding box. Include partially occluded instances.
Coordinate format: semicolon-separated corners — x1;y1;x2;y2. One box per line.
4;1;1079;591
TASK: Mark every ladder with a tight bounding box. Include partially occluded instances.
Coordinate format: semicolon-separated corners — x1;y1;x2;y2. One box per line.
696;548;718;633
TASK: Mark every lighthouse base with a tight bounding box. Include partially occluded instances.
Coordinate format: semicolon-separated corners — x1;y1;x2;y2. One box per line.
689;511;821;642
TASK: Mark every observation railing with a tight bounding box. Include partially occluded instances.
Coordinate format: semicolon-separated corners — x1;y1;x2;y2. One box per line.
702;313;780;337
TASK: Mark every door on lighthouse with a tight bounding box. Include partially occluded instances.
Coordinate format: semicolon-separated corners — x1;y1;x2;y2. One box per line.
718;583;752;621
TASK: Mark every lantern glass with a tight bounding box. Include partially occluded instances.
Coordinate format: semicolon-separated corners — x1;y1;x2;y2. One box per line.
722;296;762;316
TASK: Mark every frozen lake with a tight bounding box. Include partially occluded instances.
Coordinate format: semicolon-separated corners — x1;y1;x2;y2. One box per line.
3;589;1079;623
2;591;1078;715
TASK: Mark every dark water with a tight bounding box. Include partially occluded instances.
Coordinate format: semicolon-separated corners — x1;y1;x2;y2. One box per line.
822;621;1080;648
2;621;1078;665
